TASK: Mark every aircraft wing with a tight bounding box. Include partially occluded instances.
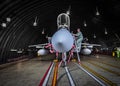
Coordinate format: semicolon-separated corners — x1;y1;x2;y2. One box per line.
81;43;101;46
28;43;48;48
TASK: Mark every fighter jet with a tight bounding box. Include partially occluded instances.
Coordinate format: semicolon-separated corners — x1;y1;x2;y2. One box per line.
29;13;74;66
28;13;101;66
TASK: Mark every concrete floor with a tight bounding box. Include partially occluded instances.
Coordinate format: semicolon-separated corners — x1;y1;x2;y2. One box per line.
0;54;120;86
81;55;120;86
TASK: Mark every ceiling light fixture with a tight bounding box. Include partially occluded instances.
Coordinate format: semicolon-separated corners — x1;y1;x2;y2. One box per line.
42;28;45;34
1;23;7;28
84;20;87;27
105;28;108;35
93;34;96;38
6;17;11;22
96;7;100;16
33;16;38;26
66;5;71;15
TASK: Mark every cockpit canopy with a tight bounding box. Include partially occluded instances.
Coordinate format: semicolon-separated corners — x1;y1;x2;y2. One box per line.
57;13;70;30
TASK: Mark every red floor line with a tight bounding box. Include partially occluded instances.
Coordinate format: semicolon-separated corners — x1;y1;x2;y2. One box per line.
39;62;53;86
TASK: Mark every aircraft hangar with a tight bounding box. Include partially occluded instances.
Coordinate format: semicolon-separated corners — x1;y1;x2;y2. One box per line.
0;0;120;86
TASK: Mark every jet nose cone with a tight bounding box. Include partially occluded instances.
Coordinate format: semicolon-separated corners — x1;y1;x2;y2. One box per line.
51;28;74;52
57;41;62;46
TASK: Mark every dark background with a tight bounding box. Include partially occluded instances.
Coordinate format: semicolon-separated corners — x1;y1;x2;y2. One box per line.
0;0;120;63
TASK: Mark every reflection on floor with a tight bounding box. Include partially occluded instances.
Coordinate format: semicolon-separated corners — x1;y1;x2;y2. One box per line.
0;54;120;86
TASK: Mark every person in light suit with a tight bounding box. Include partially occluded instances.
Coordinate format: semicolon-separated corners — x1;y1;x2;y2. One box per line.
73;28;83;51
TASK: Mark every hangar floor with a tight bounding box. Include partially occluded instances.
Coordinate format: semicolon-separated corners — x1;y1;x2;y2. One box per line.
0;54;120;86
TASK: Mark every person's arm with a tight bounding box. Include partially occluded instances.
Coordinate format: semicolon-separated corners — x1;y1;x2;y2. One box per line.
73;33;77;36
73;33;79;37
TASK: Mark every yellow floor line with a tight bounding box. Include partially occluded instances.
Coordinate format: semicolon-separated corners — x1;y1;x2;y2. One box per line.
87;61;120;76
52;62;58;86
81;63;117;86
92;60;120;69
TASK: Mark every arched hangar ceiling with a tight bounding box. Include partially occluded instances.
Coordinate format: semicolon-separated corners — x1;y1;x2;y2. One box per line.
0;0;120;63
